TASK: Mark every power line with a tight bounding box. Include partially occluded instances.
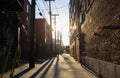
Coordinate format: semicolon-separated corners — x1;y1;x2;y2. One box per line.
42;0;49;11
52;1;67;32
37;1;48;14
40;4;68;11
43;0;49;8
36;0;49;23
53;2;59;14
55;4;68;9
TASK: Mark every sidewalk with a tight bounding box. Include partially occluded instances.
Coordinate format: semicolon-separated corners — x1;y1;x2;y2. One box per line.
2;53;97;78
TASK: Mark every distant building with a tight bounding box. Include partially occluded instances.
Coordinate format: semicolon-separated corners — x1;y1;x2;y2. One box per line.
35;18;52;57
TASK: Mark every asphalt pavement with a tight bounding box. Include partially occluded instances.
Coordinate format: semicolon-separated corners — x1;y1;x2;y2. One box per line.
1;53;97;78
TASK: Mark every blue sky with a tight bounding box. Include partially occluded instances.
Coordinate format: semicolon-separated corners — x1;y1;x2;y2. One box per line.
32;0;70;46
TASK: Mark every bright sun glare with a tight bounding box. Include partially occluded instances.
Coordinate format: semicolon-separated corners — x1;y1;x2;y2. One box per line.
35;0;70;46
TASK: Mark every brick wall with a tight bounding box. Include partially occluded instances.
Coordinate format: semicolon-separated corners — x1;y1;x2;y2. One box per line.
82;0;120;64
35;18;52;57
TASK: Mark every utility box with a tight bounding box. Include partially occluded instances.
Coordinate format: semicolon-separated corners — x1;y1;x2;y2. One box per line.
0;0;24;12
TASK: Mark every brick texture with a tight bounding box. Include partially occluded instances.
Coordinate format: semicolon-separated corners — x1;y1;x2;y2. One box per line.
82;0;120;64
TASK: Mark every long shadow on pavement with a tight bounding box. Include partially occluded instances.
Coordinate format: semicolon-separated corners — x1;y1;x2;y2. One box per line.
13;57;53;78
13;68;31;78
39;57;55;78
30;57;55;78
53;55;59;78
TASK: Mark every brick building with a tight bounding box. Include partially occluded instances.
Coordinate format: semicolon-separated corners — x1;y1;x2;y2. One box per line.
19;0;31;58
69;0;120;78
0;0;24;74
35;18;52;58
69;0;80;62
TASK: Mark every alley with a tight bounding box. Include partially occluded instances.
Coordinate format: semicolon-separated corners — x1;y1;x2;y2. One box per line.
3;53;97;78
1;0;120;78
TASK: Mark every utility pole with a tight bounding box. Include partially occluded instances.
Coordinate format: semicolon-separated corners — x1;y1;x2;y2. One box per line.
60;32;62;52
44;0;55;55
57;32;59;52
58;31;60;53
29;0;35;68
52;14;59;55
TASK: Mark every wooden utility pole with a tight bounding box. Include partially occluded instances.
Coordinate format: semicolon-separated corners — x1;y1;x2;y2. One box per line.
44;0;55;55
60;32;62;51
57;31;60;53
29;0;35;68
52;14;59;54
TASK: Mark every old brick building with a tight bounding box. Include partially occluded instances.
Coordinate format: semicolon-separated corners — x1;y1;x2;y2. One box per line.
69;0;80;62
69;0;120;78
0;0;24;74
35;18;52;58
19;0;31;58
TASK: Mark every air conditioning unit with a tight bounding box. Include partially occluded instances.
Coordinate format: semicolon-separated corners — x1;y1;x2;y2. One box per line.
0;0;24;12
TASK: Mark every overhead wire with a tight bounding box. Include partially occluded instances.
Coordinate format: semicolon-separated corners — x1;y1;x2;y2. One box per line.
41;4;68;12
36;0;49;23
37;1;48;14
36;0;69;30
52;1;67;32
53;2;59;14
59;3;69;22
36;2;44;16
41;0;50;18
53;1;70;42
43;0;49;8
41;0;51;24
